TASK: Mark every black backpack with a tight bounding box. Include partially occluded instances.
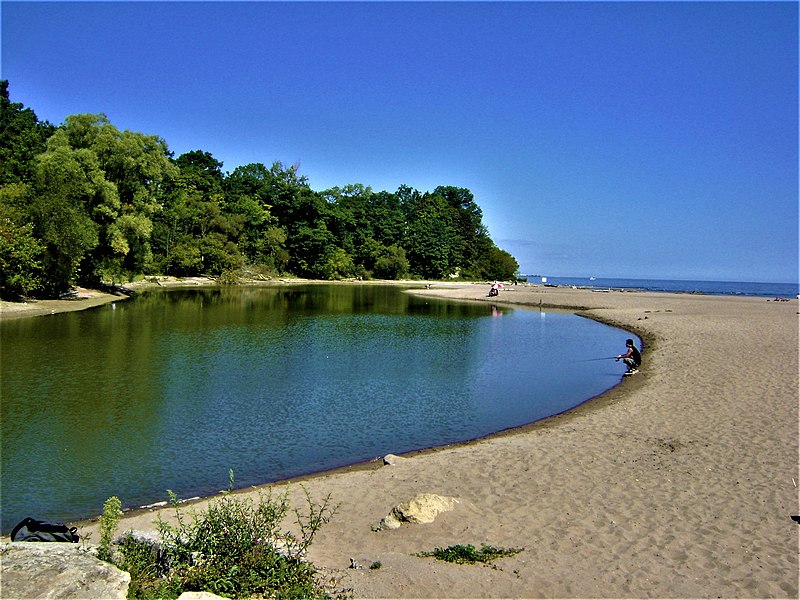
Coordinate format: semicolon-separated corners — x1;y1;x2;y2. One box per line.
10;517;79;543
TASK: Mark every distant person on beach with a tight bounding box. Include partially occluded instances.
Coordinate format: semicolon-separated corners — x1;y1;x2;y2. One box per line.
616;339;641;375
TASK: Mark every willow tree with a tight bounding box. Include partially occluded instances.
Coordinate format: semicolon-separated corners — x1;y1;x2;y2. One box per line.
41;114;178;283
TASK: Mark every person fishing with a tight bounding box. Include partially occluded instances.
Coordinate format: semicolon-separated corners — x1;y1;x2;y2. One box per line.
616;339;641;375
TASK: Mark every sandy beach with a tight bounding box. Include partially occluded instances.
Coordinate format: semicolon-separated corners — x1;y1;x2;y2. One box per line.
4;282;799;598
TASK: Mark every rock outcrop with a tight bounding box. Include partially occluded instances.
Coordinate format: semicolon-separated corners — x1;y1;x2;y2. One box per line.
0;542;130;599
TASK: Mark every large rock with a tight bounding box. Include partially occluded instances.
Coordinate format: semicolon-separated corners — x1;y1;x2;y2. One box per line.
378;493;460;530
0;542;130;599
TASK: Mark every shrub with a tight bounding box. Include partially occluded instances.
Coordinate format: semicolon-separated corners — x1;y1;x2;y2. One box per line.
97;496;122;562
216;269;241;285
102;476;338;599
117;533;181;599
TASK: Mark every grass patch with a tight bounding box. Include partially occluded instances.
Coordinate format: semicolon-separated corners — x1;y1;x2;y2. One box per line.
417;543;523;565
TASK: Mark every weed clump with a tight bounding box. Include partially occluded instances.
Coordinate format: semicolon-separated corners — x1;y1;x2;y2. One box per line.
418;543;523;565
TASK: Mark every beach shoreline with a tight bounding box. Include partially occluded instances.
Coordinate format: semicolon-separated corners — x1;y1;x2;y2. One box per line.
3;281;798;598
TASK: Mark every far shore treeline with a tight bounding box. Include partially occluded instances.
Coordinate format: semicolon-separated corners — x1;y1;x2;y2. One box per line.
0;81;519;300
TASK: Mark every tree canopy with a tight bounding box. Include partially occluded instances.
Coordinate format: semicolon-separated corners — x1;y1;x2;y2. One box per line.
0;81;518;299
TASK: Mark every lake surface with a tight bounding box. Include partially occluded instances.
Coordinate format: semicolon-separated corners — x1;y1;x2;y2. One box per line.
518;276;799;298
1;284;635;534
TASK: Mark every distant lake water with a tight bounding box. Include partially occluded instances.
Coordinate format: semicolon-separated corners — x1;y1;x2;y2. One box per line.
519;276;799;298
1;285;635;533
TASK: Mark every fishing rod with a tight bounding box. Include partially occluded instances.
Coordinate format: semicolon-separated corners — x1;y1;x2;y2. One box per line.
577;356;619;362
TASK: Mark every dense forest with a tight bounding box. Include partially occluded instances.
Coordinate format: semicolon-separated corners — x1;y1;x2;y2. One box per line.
0;81;519;299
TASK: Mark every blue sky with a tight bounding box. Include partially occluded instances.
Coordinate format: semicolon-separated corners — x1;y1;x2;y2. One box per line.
2;1;797;282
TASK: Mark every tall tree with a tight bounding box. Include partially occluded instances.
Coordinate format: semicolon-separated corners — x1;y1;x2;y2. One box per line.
40;114;177;283
432;185;493;276
481;245;519;280
224;163;286;271
0;82;55;296
259;163;331;277
0;185;47;298
27;142;108;293
157;150;241;275
174;150;224;196
403;192;458;279
0;80;56;185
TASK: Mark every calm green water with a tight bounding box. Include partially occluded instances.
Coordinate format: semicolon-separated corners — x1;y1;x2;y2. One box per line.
1;285;634;533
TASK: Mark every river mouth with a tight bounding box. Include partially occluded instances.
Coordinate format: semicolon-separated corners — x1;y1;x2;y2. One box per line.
0;284;635;533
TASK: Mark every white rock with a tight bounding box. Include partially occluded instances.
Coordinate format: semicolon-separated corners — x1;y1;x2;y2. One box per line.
378;493;460;530
383;454;409;465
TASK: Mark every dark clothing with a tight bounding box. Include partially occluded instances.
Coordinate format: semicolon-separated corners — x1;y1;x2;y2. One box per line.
629;346;641;366
620;343;641;372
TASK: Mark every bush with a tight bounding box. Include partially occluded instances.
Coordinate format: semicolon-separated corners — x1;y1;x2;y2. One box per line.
102;477;338;599
216;269;241;285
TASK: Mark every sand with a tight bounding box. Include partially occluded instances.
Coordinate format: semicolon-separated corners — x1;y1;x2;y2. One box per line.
4;282;799;598
0;288;123;319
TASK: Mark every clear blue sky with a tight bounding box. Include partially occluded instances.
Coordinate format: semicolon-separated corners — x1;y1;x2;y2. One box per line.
2;1;797;282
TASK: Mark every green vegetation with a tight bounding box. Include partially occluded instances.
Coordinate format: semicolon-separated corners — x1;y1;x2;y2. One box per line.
100;481;338;599
0;80;519;299
97;496;123;562
417;543;523;565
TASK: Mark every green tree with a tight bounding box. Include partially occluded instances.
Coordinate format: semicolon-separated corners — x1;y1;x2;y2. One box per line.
403;191;458;279
0;206;47;298
0;80;56;185
433;185;493;276
155;150;243;276
355;236;385;274
224;163;286;271
317;246;355;280
268;169;331;277
174;150;224;195
291;222;334;278
323;185;407;277
480;245;520;280
28;141;115;293
0;84;521;286
373;245;409;280
38;114;177;284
